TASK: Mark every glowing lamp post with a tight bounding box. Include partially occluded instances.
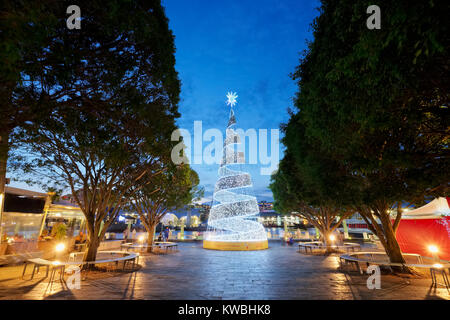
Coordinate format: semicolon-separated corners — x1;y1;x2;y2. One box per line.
329;234;336;248
428;245;439;261
55;243;65;252
55;243;65;260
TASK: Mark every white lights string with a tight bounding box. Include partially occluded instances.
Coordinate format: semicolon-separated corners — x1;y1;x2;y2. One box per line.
205;94;267;242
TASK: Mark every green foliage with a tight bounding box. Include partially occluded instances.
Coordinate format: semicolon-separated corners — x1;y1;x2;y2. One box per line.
155;163;201;211
199;207;210;223
276;0;449;262
51;223;67;241
7;0;182;262
131;162;202;228
289;0;449;207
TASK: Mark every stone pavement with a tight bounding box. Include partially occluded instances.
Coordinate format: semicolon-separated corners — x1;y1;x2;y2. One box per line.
0;242;448;300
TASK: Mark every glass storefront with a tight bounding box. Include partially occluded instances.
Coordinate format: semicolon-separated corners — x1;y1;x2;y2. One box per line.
1;212;44;240
0;188;48;242
44;203;86;238
0;188;86;245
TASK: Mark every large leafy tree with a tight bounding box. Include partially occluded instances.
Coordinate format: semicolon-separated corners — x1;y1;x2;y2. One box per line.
284;0;449;264
131;164;201;252
0;1;74;224
270;113;355;252
11;0;181;262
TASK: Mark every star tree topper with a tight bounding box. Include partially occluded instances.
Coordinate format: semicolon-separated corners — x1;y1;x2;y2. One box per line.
226;91;238;108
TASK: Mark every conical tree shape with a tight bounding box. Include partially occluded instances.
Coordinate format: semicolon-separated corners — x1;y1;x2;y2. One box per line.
204;108;268;250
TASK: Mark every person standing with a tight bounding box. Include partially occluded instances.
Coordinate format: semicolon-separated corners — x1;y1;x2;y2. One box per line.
163;227;170;242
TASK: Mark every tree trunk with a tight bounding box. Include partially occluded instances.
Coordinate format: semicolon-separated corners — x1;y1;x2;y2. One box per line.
84;234;100;264
379;213;405;265
321;229;334;253
146;224;156;253
0;130;10;244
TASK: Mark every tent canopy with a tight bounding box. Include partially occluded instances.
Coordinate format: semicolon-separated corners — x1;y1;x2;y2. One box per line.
401;197;450;220
396;197;450;260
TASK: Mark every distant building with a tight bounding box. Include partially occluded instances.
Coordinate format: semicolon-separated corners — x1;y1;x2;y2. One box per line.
258;201;274;212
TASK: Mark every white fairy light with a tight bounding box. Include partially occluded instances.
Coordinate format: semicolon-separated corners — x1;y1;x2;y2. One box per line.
205;94;267;243
226;92;238;108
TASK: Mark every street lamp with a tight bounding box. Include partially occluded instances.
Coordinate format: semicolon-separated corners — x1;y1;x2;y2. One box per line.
55;243;65;261
55;243;65;253
428;245;439;261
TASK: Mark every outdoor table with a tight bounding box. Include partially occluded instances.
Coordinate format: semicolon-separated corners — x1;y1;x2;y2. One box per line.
22;258;52;280
22;259;84;285
152;242;178;254
430;266;450;289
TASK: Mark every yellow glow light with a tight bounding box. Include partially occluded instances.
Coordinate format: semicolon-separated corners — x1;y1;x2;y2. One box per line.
52;261;61;266
329;235;336;242
55;243;65;252
428;245;439;253
433;263;443;269
138;235;145;243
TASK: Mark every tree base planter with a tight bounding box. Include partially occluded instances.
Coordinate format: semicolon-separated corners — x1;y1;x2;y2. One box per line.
203;240;268;251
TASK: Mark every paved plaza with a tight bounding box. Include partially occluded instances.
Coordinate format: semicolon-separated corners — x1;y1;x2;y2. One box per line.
0;242;448;300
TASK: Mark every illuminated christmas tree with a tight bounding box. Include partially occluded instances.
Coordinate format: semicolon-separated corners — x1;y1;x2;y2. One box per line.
203;92;268;250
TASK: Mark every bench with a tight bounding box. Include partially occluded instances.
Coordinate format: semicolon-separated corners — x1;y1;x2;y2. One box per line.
121;242;178;254
152;242;178;254
339;252;450;288
22;251;139;284
298;241;323;253
298;241;360;254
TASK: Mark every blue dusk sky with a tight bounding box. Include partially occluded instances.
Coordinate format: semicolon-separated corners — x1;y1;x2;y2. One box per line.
162;0;320;202
9;0;321;203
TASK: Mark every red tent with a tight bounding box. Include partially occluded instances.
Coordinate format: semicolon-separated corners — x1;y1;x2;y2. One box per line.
395;197;450;261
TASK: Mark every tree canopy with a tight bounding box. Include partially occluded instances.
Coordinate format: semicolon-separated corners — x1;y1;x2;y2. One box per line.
8;0;184;261
131;163;201;251
274;0;449;264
